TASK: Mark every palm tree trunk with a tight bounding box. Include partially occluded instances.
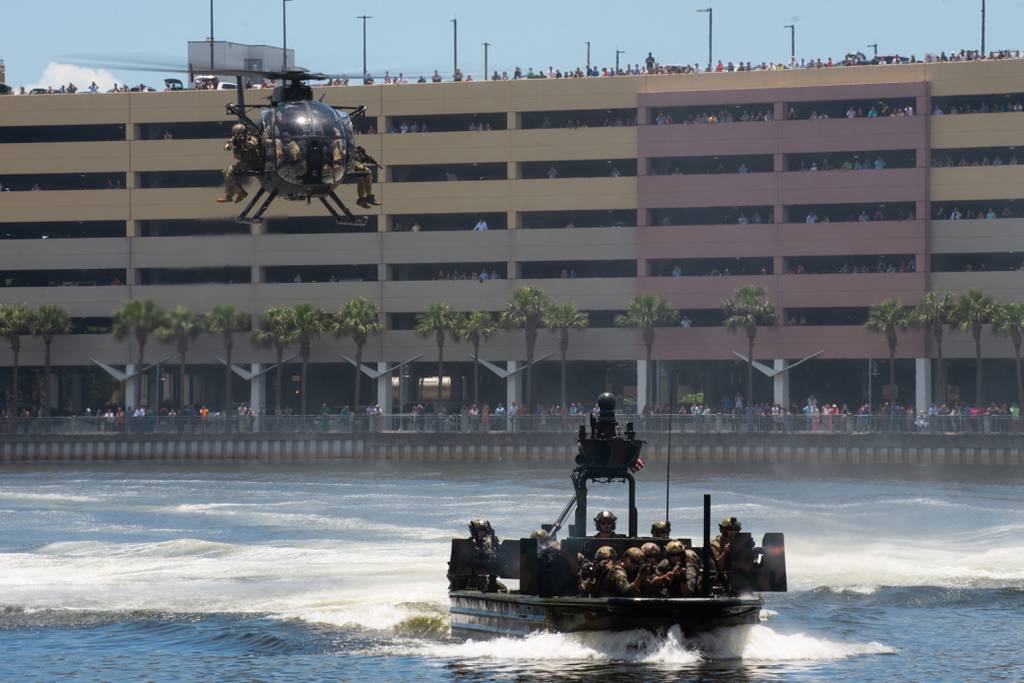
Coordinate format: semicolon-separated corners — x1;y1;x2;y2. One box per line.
560;346;567;411
300;355;309;416
274;346;284;415
472;340;480;408
178;351;187;410
224;339;233;415
525;326;536;412
974;333;983;407
888;341;897;396
645;342;653;411
353;343;363;412
1015;342;1023;411
746;334;755;409
43;339;52;417
136;340;146;409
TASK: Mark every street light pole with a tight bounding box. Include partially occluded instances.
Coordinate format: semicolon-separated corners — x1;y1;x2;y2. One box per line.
452;18;458;76
483;42;490;80
357;15;371;83
282;0;294;71
586;41;591;70
697;7;713;69
784;24;795;61
868;42;878;60
615;49;625;73
981;0;986;55
209;0;215;70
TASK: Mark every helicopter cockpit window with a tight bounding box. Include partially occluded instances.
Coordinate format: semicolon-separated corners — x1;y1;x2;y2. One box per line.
269;101;350;187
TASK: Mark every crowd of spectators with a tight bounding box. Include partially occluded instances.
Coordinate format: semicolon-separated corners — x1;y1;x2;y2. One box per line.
932;152;1021;167
432;268;502;282
537;114;636;128
938;206;1019;220
10;47;1024;95
932;99;1024;115
803;207;915;223
654;107;772;125
792;154;891;171
786;258;916;275
789;103;915;120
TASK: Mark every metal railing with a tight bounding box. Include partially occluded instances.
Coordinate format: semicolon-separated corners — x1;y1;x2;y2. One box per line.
1;413;1023;437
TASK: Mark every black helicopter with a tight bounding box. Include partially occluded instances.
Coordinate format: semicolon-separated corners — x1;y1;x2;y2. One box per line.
207;67;371;224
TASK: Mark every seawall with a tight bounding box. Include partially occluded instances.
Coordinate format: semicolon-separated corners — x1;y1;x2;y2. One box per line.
1;431;1022;466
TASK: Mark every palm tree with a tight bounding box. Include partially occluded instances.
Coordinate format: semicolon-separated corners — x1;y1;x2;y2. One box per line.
544;302;589;411
722;285;777;410
205;304;250;413
29;304;72;416
501;287;553;412
112;299;165;408
456;311;498;408
914;291;957;404
617;293;679;410
0;303;33;424
156;306;204;410
993;302;1024;410
252;306;297;415
292;304;328;415
333;298;382;412
866;298;913;399
415;302;458;408
955;290;997;406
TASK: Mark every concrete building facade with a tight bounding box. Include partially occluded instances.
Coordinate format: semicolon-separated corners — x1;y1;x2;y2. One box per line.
2;59;1024;414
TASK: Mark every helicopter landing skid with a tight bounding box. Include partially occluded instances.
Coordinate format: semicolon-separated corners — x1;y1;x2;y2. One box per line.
235;187;278;224
322;190;368;225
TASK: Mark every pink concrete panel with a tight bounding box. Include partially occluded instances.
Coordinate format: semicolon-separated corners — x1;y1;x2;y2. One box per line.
777;273;927;307
637;275;777;309
647;325;926;361
778;116;926;153
638;121;781;157
637;225;781;259
779;167;927;204
638;81;925;109
639;173;781;209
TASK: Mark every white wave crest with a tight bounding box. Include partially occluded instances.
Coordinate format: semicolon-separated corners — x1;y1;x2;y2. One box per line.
407;624;892;664
0;491;100;503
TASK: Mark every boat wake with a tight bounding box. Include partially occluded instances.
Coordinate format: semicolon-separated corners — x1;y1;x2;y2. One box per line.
400;624;894;665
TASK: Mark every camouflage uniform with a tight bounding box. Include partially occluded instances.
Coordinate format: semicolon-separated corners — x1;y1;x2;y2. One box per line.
655;545;702;597
219;124;262;203
351;146;380;207
599;561;639;597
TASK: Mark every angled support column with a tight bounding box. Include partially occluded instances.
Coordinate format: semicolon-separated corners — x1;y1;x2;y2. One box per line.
773;359;790;408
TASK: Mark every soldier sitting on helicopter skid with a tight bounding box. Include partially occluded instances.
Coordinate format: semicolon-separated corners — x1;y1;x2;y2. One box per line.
218;123;262;203
350;145;381;208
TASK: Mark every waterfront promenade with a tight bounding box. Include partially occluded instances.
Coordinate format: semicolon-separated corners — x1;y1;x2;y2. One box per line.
2;414;1022;466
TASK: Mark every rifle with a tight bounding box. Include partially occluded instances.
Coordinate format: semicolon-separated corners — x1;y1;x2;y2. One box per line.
547;493;577;538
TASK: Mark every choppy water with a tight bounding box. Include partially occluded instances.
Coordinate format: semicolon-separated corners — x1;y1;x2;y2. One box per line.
0;460;1022;682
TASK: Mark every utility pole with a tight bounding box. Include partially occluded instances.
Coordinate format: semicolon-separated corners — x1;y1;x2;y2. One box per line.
483;42;490;80
357;15;371;83
452;18;458;76
784;24;795;61
981;0;986;55
697;7;713;69
209;0;215;70
282;0;295;71
615;49;626;73
868;42;878;60
586;41;591;70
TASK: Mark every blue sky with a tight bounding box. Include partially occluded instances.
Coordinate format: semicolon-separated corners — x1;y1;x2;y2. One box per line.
2;0;1022;88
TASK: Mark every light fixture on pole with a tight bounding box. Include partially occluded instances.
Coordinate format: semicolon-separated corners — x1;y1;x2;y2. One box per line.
452;18;458;76
282;0;295;71
697;7;713;69
784;24;795;60
615;49;625;73
208;0;215;70
868;42;878;60
483;42;490;79
981;0;986;55
357;15;371;83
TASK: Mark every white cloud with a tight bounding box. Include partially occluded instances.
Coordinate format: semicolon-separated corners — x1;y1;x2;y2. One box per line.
24;62;119;92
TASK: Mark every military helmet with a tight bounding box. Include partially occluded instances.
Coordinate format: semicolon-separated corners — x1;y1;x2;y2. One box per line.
231;123;247;136
594;546;617;562
530;529;549;541
469;518;493;533
719;516;742;532
640;542;661;559
650;520;671;537
624;547;645;563
665;540;686;555
594;510;617;525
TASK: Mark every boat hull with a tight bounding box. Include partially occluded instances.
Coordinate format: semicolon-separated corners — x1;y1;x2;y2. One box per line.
449;590;762;638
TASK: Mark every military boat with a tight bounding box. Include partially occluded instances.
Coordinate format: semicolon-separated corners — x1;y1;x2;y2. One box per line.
447;394;787;638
